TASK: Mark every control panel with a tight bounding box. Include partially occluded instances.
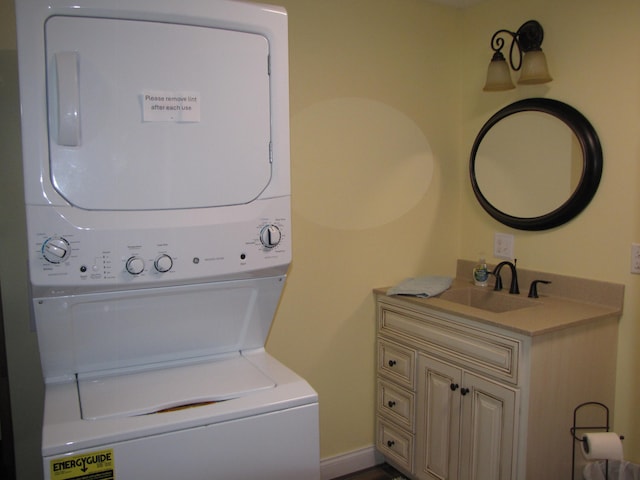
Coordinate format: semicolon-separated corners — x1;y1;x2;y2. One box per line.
28;205;290;296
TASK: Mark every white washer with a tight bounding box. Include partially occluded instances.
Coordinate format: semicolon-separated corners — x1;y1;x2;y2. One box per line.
15;1;319;478
34;278;320;480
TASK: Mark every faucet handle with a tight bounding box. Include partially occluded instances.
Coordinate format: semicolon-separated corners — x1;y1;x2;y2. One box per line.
528;280;551;298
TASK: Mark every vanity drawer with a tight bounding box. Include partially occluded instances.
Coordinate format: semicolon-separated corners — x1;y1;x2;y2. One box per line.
376;416;413;473
377;379;415;431
377;339;416;389
378;301;520;385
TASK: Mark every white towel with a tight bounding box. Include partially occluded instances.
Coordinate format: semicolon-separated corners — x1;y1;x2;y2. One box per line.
387;275;453;298
583;460;640;480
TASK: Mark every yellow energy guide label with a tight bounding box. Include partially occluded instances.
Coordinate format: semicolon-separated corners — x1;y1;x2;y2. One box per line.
50;449;115;480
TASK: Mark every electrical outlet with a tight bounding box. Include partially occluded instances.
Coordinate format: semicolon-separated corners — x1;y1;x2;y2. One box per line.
494;233;514;260
631;243;640;274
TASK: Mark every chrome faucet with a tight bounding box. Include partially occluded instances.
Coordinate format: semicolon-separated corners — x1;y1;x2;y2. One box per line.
492;259;519;294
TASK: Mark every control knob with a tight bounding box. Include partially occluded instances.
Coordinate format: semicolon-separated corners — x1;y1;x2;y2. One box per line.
125;256;145;275
154;254;173;273
259;224;282;248
42;236;71;263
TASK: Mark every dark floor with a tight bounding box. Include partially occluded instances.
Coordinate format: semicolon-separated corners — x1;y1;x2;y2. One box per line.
332;463;407;480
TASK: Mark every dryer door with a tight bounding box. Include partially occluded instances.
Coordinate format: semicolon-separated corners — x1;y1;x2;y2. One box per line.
45;16;271;210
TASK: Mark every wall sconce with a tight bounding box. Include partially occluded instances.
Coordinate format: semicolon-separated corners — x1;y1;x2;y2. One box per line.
483;20;552;92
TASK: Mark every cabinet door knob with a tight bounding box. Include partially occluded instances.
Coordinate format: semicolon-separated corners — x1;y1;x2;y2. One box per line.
387;440;395;448
450;383;459;391
387;400;396;408
388;359;397;367
461;387;470;396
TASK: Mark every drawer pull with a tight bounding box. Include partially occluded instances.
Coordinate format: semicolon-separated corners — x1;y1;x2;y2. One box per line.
450;383;459;391
461;387;470;396
387;400;396;408
387;440;395;448
388;359;397;367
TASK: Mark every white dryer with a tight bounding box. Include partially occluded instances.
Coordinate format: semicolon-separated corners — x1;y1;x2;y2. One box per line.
14;1;319;478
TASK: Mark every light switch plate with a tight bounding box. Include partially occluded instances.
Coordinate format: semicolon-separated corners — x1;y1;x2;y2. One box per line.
494;233;514;260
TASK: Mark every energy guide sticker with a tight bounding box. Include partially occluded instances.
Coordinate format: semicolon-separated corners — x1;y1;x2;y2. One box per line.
50;448;115;480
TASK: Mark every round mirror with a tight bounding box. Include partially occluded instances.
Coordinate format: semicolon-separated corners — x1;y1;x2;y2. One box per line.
470;98;602;230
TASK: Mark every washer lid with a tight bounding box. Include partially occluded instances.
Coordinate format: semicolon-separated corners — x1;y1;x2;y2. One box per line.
35;277;286;381
78;355;276;420
45;16;272;210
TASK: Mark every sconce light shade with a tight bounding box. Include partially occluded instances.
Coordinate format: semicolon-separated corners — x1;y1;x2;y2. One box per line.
483;53;515;91
517;49;552;85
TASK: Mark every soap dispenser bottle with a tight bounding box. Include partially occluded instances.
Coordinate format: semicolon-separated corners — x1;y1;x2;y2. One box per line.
473;257;489;287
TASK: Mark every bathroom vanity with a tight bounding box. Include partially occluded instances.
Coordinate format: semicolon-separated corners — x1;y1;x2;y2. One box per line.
375;260;624;480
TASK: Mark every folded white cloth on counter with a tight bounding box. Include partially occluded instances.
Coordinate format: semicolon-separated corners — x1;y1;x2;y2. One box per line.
387;275;453;298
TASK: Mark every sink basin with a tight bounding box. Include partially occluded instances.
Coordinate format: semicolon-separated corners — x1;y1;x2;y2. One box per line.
437;287;539;313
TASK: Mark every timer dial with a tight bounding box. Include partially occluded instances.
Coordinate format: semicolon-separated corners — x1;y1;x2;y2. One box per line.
154;254;173;273
42;236;71;263
125;256;145;275
259;225;282;248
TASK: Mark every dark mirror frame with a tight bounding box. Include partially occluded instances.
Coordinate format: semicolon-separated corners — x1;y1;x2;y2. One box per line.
470;98;602;231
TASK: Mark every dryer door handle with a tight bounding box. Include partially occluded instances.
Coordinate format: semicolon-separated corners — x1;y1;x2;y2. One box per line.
55;51;81;147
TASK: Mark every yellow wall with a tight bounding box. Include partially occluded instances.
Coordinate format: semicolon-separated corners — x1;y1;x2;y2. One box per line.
260;0;463;460
2;0;640;478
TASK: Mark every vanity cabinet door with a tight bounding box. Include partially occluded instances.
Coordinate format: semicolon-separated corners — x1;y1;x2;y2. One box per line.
416;354;462;480
459;372;518;480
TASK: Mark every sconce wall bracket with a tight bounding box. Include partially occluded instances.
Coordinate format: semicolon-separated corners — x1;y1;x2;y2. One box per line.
490;19;545;71
516;20;544;52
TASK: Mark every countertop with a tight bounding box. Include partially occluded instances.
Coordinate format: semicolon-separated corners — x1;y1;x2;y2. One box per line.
374;260;625;337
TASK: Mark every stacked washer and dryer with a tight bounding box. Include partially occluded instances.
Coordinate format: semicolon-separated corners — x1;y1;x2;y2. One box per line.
14;0;320;478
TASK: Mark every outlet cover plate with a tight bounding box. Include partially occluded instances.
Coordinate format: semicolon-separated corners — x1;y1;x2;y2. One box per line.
494;233;514;260
631;243;640;274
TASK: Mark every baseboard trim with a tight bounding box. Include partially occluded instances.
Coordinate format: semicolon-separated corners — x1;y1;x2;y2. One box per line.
320;446;384;480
